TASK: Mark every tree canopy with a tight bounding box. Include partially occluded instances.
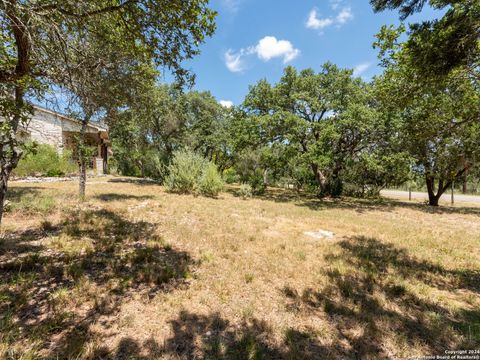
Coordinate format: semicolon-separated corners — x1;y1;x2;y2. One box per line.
370;0;480;78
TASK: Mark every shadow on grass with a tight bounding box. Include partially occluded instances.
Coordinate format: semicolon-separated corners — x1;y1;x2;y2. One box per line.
101;311;336;359
6;186;43;202
108;177;161;186
282;235;480;358
228;186;480;216
93;193;155;202
0;209;193;358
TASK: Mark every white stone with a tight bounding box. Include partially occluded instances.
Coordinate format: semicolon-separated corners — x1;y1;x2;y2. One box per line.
304;230;335;239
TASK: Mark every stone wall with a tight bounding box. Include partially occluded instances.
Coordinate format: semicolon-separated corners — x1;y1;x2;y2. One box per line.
27;109;64;150
25;108;104;154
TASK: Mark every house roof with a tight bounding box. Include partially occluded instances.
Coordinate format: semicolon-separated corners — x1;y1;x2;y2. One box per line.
33;105;108;133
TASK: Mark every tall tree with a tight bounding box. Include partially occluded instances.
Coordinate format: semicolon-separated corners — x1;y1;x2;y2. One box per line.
375;26;480;206
240;64;378;196
57;26;158;198
0;0;216;220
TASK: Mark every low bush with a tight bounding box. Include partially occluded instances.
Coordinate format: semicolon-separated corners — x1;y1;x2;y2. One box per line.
165;150;205;194
165;149;223;196
248;173;267;195
199;163;224;197
14;142;77;177
238;184;253;199
223;168;239;184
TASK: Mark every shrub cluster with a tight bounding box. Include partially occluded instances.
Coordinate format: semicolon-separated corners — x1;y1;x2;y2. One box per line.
14;142;77;177
165;149;223;197
238;184;252;199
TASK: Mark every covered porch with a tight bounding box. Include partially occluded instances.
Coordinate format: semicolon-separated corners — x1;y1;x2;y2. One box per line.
62;130;110;175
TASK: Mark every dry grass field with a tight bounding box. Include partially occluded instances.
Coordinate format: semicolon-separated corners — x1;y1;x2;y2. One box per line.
1;176;479;359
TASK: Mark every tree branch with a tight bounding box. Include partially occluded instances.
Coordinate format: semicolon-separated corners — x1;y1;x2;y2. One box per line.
31;0;139;18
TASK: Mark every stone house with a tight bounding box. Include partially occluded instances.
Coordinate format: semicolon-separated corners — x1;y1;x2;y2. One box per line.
18;106;110;175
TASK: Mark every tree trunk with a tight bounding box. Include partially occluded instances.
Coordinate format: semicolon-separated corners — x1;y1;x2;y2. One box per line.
311;163;327;195
263;169;268;187
428;194;440;206
426;175;440;206
0;5;31;225
78;118;89;199
463;171;468;194
0;86;25;225
0;171;9;225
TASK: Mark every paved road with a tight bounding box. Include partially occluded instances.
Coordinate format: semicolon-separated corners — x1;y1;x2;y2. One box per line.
381;190;480;204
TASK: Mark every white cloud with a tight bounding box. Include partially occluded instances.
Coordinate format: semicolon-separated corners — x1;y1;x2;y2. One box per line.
353;62;371;76
329;0;342;10
306;4;354;31
219;100;234;108
224;50;245;73
306;9;334;30
254;36;300;63
224;36;300;72
221;0;241;13
336;7;353;24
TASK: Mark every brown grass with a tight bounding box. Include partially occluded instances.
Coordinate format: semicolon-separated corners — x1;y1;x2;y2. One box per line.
1;176;479;359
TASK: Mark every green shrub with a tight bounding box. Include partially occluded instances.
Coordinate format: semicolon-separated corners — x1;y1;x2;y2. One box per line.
199;163;224;197
165;149;224;197
248;173;266;195
14;142;76;177
238;184;253;199
165;149;206;194
223;168;239;184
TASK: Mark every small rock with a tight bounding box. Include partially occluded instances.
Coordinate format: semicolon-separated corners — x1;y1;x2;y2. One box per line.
304;230;335;239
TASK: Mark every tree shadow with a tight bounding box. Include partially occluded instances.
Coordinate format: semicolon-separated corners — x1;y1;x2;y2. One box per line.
108;177;161;186
282;236;480;358
5;186;43;202
107;310;336;359
0;208;194;358
298;196;480;216
0;226;59;257
93;193;155;202
239;187;480;216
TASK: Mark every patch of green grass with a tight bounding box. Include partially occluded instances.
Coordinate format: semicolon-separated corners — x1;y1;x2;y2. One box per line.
48;235;94;256
201;251;215;263
31;311;74;339
9;193;56;215
455;309;480;343
295;251;306;261
225;331;264;360
244;273;254;284
49;287;71;311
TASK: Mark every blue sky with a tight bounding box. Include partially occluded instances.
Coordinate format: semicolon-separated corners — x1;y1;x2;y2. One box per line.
173;0;443;107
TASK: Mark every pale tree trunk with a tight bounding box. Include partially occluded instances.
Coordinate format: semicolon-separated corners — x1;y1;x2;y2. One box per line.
311;163;327;196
